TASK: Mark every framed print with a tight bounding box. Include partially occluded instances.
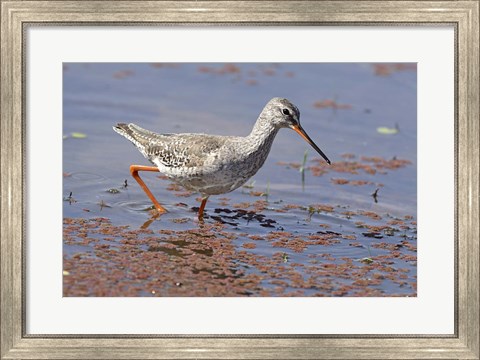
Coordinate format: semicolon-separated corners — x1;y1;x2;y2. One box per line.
1;1;479;359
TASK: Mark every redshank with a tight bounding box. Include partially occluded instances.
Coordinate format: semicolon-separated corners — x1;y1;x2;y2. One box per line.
113;97;331;220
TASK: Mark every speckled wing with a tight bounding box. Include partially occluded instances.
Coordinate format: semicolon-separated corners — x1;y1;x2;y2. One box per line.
113;123;229;168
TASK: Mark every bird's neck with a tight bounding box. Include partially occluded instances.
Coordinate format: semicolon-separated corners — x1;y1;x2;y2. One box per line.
244;116;279;155
226;117;279;182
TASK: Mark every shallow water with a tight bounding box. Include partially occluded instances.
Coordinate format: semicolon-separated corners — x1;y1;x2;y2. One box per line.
63;63;417;297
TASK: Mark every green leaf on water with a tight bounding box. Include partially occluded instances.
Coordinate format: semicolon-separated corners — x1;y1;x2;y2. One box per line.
377;126;398;135
360;257;374;264
71;132;87;139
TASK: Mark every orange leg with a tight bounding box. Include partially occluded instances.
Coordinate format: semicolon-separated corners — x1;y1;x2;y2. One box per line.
129;165;167;214
198;196;209;220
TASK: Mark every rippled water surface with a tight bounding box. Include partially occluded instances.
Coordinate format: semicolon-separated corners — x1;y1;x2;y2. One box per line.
63;63;417;297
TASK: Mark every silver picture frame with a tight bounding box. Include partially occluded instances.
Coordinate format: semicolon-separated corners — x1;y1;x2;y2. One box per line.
1;1;478;358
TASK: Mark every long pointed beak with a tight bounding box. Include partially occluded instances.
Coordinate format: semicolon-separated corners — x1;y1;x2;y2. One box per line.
291;124;331;164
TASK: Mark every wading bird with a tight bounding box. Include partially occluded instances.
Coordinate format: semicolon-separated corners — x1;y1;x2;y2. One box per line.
113;97;331;220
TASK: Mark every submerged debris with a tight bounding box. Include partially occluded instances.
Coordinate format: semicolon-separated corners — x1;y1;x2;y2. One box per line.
63;204;417;297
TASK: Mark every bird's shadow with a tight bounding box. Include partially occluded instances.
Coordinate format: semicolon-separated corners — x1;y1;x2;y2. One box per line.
140;207;278;230
195;207;278;228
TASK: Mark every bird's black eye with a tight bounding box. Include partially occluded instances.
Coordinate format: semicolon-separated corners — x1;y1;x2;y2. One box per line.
282;108;290;115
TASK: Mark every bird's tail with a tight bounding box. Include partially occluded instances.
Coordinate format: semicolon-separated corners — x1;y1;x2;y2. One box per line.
113;123;151;150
